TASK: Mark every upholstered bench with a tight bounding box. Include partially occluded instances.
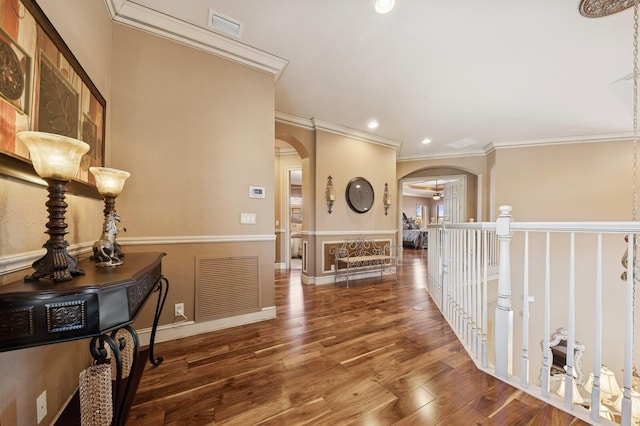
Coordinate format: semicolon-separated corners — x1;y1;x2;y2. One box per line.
330;239;397;286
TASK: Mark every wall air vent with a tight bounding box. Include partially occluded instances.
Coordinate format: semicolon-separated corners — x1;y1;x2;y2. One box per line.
195;256;259;321
208;9;243;38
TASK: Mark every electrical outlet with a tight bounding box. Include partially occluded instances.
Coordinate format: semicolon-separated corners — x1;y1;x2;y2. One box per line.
36;390;47;424
175;303;185;317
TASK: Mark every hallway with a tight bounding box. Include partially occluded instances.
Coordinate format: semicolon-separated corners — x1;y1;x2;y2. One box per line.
128;251;588;425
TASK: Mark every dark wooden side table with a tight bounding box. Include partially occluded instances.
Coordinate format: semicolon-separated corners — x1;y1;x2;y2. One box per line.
0;252;169;425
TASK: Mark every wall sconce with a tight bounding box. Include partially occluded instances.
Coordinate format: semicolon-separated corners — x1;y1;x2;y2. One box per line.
326;175;335;213
383;182;391;215
89;167;130;266
17;131;90;282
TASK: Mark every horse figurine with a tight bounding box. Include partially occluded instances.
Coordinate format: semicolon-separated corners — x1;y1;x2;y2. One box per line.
92;211;126;267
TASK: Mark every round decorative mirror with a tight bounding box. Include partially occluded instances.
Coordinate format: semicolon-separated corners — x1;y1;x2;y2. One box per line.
345;177;374;214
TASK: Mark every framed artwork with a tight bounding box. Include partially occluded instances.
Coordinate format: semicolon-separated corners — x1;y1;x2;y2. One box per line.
0;0;105;198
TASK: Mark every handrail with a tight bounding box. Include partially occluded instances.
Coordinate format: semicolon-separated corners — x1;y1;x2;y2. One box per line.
425;206;634;425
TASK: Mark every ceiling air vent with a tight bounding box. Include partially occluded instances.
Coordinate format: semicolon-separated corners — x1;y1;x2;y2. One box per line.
447;137;479;149
208;9;242;38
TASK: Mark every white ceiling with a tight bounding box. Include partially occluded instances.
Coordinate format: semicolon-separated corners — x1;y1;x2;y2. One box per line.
128;0;634;160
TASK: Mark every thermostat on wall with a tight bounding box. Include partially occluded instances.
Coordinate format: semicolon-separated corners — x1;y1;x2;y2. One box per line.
249;186;265;198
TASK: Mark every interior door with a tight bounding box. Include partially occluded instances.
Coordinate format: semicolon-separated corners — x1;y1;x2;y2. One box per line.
443;176;466;223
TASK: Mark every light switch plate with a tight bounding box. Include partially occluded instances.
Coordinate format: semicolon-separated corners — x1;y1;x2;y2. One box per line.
240;213;256;224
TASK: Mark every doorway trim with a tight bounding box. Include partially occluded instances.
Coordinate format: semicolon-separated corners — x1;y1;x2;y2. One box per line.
286;167;302;270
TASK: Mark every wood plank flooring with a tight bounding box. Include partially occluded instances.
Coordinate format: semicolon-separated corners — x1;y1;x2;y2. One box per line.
128;250;589;425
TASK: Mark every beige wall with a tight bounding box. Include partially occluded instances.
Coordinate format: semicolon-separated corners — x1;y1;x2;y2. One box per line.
0;1;112;424
492;140;633;221
316;130;396;231
110;24;276;322
111;25;275;237
313;130;397;280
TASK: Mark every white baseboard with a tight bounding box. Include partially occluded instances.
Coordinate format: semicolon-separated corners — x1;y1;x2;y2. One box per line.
136;306;276;346
274;262;286;270
303;269;396;285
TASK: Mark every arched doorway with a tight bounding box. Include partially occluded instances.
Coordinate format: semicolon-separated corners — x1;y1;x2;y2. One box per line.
400;167;478;220
275;135;310;271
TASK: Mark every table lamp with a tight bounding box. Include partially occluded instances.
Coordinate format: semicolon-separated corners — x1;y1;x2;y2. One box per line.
17;131;90;282
89;167;130;264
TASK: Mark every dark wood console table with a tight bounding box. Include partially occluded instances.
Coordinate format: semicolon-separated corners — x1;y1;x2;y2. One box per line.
0;252;169;425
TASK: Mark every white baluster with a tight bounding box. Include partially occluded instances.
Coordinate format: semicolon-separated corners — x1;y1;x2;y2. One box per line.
621;233;635;425
482;228;489;369
521;231;530;388
590;233;603;422
565;233;576;408
541;232;551;398
495;205;513;379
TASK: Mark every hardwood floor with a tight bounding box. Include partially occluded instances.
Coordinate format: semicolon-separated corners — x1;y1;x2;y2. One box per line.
128;250;589;425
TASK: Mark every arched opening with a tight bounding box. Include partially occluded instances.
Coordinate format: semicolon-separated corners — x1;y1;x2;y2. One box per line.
398;166;480;250
275;135;309;271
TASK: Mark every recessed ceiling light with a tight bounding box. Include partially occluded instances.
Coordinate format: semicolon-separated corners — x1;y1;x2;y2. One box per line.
367;119;379;129
422;138;432;145
375;0;395;14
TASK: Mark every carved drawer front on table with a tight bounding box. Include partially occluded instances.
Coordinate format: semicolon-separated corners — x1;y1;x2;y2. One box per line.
0;252;167;351
0;252;169;426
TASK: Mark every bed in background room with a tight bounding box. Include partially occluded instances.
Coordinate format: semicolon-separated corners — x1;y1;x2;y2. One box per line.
402;213;427;249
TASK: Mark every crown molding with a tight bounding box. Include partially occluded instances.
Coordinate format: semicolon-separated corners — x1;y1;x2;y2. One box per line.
397;132;633;161
275;112;403;150
312;118;402;150
396;150;487;162
484;132;633;153
103;0;288;80
275;111;314;130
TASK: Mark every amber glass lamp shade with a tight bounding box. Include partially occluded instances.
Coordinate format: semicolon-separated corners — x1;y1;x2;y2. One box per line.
90;167;130;197
17;131;90;282
18;131;89;180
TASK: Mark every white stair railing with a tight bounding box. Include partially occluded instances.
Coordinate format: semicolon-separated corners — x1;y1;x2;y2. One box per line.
426;206;640;425
427;221;498;369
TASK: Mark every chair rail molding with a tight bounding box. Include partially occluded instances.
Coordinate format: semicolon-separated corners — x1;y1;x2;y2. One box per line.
0;235;275;274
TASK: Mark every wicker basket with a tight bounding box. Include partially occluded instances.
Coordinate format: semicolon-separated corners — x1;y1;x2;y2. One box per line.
110;328;134;380
79;363;113;426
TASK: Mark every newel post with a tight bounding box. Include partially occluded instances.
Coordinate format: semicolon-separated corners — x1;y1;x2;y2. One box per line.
495;205;513;379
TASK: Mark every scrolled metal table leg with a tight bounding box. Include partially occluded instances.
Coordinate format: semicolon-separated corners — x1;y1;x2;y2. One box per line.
110;325;139;426
149;275;169;366
88;325;140;426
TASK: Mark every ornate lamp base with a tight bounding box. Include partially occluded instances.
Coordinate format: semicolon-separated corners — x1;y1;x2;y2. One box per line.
25;244;85;282
24;178;85;282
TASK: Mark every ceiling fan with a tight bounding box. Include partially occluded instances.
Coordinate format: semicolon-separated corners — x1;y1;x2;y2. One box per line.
433;180;443;201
